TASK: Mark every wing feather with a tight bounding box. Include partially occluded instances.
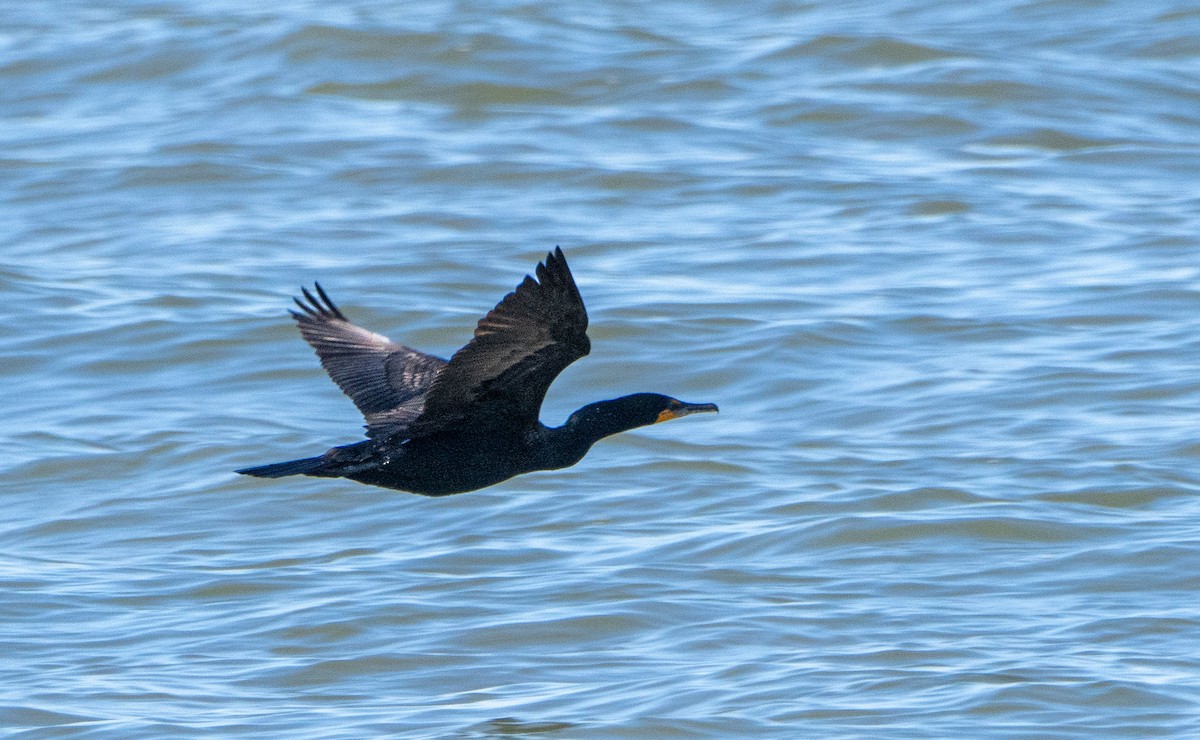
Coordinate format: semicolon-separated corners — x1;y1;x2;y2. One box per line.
290;283;446;421
398;247;589;438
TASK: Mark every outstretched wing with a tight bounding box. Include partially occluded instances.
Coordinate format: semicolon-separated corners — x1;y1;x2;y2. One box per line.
400;247;590;439
290;283;446;422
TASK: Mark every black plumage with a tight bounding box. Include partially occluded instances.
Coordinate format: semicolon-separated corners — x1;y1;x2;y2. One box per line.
237;248;717;495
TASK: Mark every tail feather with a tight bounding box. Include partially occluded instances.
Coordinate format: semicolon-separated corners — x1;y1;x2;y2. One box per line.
237;456;330;479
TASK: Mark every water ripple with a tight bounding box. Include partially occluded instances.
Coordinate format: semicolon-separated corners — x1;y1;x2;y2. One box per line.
3;0;1200;737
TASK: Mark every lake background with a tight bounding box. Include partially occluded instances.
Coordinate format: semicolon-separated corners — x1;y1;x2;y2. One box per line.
3;0;1200;736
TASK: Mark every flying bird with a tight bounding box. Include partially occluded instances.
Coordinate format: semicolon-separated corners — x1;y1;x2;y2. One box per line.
237;248;717;495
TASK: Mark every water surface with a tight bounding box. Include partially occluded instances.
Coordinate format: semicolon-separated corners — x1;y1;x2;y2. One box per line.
3;0;1200;736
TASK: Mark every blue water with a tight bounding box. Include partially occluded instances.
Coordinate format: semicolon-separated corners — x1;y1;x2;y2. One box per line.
3;1;1200;736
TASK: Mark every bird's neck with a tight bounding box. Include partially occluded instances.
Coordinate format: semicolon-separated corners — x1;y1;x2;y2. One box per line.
537;402;640;470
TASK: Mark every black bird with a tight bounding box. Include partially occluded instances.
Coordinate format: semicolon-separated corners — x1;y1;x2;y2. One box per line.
237;248;717;495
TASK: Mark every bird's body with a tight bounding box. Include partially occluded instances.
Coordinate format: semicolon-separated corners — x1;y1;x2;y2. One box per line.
237;248;717;495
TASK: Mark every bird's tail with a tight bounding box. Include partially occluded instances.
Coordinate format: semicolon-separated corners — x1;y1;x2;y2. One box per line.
237;455;331;479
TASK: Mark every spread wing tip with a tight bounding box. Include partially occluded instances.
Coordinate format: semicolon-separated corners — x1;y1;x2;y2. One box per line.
291;282;347;322
536;245;575;290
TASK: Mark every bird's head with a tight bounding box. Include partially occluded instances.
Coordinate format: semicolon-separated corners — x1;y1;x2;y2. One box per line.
567;393;718;438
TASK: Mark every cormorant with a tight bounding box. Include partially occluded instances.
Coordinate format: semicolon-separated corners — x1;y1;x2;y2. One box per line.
237;248;717;495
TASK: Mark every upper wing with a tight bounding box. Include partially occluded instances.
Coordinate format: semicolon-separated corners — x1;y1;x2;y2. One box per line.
290;283;446;420
401;247;590;438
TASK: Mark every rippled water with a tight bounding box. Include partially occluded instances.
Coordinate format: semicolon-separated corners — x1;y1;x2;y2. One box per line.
4;0;1200;736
